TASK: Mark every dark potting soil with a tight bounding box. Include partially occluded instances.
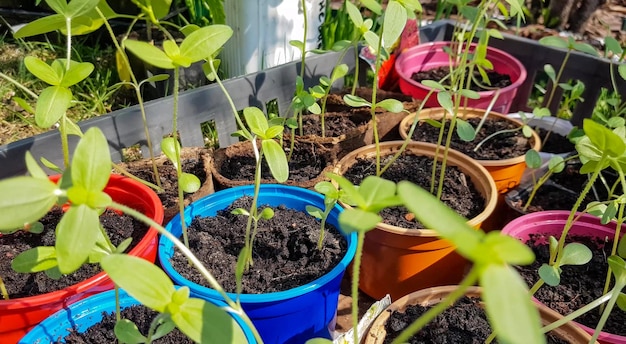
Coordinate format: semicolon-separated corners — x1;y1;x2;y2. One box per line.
537;128;575;154
383;296;568;344
0;208;148;299
549;160;620;202
343;153;483;229
511;184;592;213
412;117;532;160
297;111;369;138
170;196;347;294
59;305;192;343
124;156;207;209
516;234;626;336
410;66;513;92
218;141;330;182
324;87;419;114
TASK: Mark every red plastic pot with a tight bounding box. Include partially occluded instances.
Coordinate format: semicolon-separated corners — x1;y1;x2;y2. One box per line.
0;174;164;344
395;41;527;114
502;210;626;344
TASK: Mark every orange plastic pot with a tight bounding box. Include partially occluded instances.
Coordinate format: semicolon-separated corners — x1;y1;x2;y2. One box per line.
0;174;164;343
333;141;497;300
399;108;541;194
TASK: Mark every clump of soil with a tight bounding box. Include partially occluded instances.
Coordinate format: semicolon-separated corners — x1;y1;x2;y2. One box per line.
412;117;532;160
516;234;626;336
343;153;484;229
169;196;347;294
0;208;148;299
383;295;568;343
411;66;513;92
60;305;192;343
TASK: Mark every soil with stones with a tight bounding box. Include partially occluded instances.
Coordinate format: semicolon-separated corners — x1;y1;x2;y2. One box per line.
0;208;148;299
412;117;532;160
123;156;208;209
169;196;347;294
516;234;626;336
343;153;484;229
218;141;331;183
410;66;513;92
537;128;575;154
382;296;568;343
58;304;192;343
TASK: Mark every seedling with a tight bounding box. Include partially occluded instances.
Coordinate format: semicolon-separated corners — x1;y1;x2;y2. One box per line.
306;181;349;250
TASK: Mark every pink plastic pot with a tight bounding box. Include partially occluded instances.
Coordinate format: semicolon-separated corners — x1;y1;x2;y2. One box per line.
502;210;626;344
395;41;527;114
0;174;164;344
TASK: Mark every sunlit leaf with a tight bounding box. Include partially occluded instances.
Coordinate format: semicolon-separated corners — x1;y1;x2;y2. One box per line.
11;246;58;273
525;149;542;169
538;263;560;286
180;25;233;63
456;118;475;142
0;176;58;231
124;39;175;69
35;86;72;128
173;298;247;343
339;209;381;233
56;204;100;274
71;127;111;192
262;139;288;182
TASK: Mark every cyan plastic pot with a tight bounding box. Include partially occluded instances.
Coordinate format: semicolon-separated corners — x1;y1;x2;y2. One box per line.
502;211;626;344
20;288;256;343
158;184;357;344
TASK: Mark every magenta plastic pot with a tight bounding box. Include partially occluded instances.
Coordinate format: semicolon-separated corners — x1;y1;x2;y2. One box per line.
502;210;626;344
395;41;527;114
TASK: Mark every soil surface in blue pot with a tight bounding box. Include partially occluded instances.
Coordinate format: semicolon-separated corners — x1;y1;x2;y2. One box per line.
170;196;348;293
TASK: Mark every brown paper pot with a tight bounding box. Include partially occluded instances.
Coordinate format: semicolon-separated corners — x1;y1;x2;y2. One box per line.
399;107;541;194
365;286;597;344
210;139;337;190
117;146;214;224
333;141;497;300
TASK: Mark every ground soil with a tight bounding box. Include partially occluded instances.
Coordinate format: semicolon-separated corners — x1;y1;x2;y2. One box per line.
297;110;370;138
412;117;533;160
169;196;348;294
324;87;419;114
410;66;513;92
516;234;626;336
382;296;568;343
343;153;484;229
510;183;591;213
217;140;332;183
0;208;148;299
538;128;576;154
59;305;192;343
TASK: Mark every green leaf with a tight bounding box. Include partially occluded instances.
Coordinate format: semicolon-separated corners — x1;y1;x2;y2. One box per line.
0;176;58;231
63;116;83;137
543;65;556;83
560;243;592;266
339;209;381;233
525;149;542;169
361;0;383;14
24;56;62;85
422;80;446;91
601;201;617;224
532;107;551;118
522;125;533;138
179;173;201;193
583;118;626;157
608;255;626;284
456;118;476;142
66;0;100;18
572;42;598;56
235;249;247;295
617;293;626;312
180;25;233;63
289;40;304;50
161;137;181;169
548;156;564;173
305;339;333;344
315;181;336;195
359;176;400;212
363;31;380;53
35;86;72;128
114;319;148;344
459;89;480;99
11;246;58;273
539;263;561;286
604;36;623;56
619;64;626;81
331;64;349;81
343;94;372;108
59;61;94;87
13;14;66;38
101;254;174;313
345;0;363;27
377;99;405;113
481;264;545;344
382;1;407;50
397;181;482;260
259;207;274;220
46;0;69;14
425;119;442;128
243;107;268;137
124;40;175;69
262;139;288;183
25;152;48;180
618;237;626;258
481;232;535;266
56;204;100;274
575;136;602;162
231;208;249;216
306;205;324;219
71;127;111;192
436;91;453;113
539;36;568;49
173;298;247;344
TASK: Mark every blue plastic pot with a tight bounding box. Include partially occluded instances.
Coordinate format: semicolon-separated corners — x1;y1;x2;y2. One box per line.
20;288;256;343
159;184;357;344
